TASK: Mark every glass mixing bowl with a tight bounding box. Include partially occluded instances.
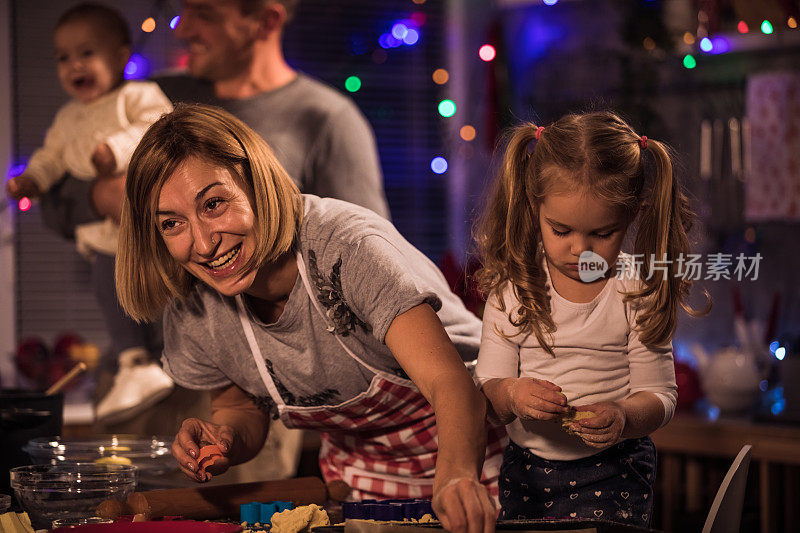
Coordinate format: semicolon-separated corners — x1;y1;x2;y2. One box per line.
10;463;137;529
23;435;174;476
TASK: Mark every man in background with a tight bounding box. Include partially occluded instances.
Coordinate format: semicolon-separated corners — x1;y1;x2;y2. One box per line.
44;0;389;237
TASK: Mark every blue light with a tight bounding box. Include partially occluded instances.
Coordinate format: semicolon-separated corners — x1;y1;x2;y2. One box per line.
403;29;419;45
760;380;769;392
543;0;559;5
775;347;786;360
431;157;448;174
124;54;149;80
771;397;786;415
170;16;180;30
391;23;408;40
378;33;392;49
707;404;720;421
7;163;26;178
770;340;779;353
709;36;730;53
699;37;713;52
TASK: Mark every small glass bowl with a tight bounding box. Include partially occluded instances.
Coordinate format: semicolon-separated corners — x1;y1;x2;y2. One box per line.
10;463;136;529
23;435;174;475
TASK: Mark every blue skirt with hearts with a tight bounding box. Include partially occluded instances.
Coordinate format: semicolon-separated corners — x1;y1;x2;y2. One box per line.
498;437;656;527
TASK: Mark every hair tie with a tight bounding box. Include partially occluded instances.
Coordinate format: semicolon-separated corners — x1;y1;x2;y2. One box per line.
639;135;648;149
535;126;545;140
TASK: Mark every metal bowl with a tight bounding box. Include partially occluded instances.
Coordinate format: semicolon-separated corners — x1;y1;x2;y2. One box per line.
23;435;174;476
10;463;137;529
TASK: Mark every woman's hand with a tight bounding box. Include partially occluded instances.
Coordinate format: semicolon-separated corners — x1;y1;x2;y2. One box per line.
568;402;626;448
172;417;237;482
507;377;569;421
433;475;496;533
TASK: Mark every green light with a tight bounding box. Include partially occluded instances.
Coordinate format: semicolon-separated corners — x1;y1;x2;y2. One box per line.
438;99;456;117
345;76;361;92
761;20;774;34
683;54;697;69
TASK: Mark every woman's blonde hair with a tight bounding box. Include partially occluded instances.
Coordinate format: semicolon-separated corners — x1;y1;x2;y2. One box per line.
475;111;708;354
116;103;302;322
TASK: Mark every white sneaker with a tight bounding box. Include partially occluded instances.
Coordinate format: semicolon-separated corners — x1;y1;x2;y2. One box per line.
95;347;174;424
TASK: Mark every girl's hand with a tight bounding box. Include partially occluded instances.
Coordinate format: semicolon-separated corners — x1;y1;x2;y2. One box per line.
91;143;117;177
6;174;41;200
568;402;626;448
172;417;236;482
433;474;496;533
507;377;569;421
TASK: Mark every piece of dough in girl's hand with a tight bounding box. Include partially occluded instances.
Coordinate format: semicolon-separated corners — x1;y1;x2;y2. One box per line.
197;444;224;476
560;408;596;435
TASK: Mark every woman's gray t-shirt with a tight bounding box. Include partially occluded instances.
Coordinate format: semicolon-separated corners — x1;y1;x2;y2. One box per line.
161;195;481;415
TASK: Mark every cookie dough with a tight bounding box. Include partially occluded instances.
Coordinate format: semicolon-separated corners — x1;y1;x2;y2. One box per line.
560;408;595;435
270;504;330;533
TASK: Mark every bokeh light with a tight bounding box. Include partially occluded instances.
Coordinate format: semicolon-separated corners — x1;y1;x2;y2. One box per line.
141;17;156;33
543;0;559;5
460;125;476;141
643;37;656;51
403;29;420;45
683;54;697;69
19;197;31;211
124;54;150;80
478;44;496;62
699;37;713;52
430;157;448;174
438;99;456;118
737;20;749;33
170;16;180;30
789;17;798;29
432;68;449;84
391;23;408;40
761;20;774;34
345;76;361;92
683;32;695;44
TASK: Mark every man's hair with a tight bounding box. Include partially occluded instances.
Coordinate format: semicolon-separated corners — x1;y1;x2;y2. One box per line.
239;0;299;22
55;3;132;48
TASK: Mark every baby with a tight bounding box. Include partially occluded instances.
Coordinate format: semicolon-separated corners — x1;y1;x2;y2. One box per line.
6;3;174;423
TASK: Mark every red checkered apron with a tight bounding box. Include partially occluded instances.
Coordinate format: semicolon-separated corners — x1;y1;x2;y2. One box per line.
235;251;506;500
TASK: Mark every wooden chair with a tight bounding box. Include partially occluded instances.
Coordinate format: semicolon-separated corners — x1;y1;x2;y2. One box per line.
702;444;753;533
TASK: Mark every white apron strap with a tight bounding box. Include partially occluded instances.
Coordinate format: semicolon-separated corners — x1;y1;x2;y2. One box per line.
235;295;286;408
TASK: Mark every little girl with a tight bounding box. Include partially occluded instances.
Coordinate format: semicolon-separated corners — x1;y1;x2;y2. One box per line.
474;111;706;526
5;3;174;423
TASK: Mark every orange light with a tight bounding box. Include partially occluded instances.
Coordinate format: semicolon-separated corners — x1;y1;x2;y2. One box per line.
460;125;476;142
683;32;695;45
789;17;798;29
141;17;156;33
643;37;656;50
432;68;449;85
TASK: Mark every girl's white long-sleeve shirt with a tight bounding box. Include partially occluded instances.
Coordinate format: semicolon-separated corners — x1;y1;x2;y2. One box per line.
475;252;677;460
25;80;172;191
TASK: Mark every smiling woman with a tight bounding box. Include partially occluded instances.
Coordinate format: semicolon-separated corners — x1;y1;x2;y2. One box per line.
114;104;506;532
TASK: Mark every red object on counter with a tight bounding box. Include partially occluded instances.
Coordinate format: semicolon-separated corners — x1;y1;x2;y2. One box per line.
197;444;224;477
675;360;703;411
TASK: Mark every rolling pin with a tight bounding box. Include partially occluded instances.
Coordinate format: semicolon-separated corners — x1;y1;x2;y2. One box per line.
98;477;335;520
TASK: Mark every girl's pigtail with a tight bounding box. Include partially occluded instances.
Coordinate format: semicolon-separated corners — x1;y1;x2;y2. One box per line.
629;138;710;347
476;124;556;354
